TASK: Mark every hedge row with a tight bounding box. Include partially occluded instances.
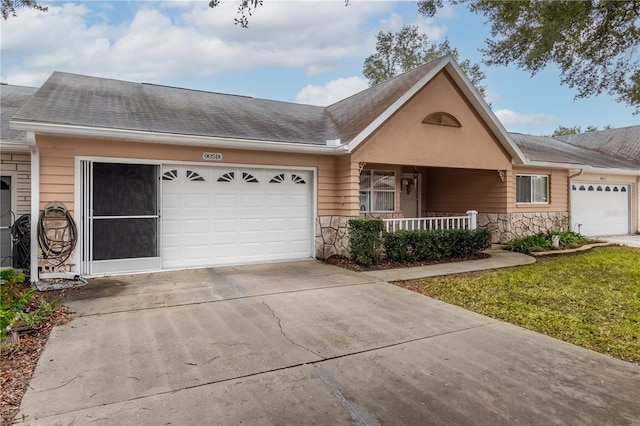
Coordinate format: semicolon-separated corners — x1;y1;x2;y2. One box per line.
382;228;491;263
348;219;384;266
348;219;491;265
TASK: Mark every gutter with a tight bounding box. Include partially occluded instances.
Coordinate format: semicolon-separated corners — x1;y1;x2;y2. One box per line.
523;160;640;176
10;121;350;155
567;168;584;233
25;131;39;284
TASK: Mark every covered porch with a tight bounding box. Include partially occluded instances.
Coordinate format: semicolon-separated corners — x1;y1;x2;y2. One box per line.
358;164;506;229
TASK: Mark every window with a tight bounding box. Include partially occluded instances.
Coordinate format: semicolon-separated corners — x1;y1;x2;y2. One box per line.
516;174;548;204
359;170;395;212
217;172;235;182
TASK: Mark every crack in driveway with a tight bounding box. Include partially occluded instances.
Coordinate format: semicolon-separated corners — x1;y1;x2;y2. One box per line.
260;299;324;359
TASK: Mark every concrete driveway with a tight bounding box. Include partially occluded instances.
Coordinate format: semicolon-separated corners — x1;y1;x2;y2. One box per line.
602;234;640;248
18;261;640;425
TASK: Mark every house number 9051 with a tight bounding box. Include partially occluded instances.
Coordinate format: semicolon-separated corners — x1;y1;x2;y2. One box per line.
203;152;223;161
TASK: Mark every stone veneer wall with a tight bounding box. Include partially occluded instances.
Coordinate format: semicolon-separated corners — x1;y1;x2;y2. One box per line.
315;213;403;259
315;211;569;257
478;211;569;244
315;216;356;259
419;211;570;244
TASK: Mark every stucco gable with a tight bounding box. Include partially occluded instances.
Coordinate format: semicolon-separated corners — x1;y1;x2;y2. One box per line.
351;70;514;171
345;56;525;165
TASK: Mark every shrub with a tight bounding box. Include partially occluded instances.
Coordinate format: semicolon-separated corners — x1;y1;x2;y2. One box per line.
348;219;384;266
1;268;61;349
382;228;491;263
1;268;34;340
505;231;589;253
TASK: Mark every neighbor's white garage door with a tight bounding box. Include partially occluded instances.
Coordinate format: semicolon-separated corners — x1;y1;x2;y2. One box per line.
570;182;630;236
162;165;313;268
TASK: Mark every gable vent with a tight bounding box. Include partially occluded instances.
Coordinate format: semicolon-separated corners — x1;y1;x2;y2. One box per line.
422;112;461;128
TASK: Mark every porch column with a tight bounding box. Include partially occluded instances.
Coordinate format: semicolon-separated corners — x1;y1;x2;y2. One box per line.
466;210;478;230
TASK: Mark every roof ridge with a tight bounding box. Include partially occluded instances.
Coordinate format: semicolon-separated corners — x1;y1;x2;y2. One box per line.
47;71;325;111
326;55;447;109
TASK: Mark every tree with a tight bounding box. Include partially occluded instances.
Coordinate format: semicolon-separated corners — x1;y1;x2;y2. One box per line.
212;1;639;111
418;0;640;113
362;25;487;97
1;0;47;19
209;0;348;28
551;125;582;137
550;124;612;137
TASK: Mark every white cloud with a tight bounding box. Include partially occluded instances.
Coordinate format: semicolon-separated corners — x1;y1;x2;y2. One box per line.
0;1;393;86
375;11;446;41
412;15;447;41
494;109;560;131
484;90;502;104
295;76;369;106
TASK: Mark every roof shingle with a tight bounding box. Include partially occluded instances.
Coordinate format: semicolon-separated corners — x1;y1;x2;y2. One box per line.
556;126;640;164
13;73;332;145
1;84;38;144
510;132;639;170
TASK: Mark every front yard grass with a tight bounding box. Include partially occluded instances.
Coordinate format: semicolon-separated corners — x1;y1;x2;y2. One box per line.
395;246;640;364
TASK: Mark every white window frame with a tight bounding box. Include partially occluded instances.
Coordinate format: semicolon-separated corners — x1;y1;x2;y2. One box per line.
359;170;396;213
516;174;549;204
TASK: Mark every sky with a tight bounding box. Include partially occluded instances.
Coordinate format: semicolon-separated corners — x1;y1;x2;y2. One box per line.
1;0;638;136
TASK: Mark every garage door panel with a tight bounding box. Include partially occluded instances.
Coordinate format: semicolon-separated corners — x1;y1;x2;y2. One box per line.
163;193;179;208
571;183;629;236
290;240;312;255
163;219;180;235
239;218;263;232
290;217;311;231
213;194;237;207
162;165;313;268
183;219;209;234
213;218;237;231
239;242;263;256
240;195;262;208
184;193;210;208
266;218;287;231
266;241;287;255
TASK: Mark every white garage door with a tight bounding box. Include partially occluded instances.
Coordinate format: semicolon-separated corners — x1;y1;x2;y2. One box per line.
162;165;313;268
570;183;630;236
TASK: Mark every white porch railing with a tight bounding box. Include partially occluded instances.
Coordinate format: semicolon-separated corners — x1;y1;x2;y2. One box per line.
383;210;478;233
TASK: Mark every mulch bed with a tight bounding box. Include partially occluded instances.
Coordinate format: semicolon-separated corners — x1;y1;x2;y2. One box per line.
1;292;73;426
323;252;491;272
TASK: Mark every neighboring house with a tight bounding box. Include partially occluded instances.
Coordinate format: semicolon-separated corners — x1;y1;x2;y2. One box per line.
0;84;38;267
558;127;640;236
7;55;640;281
512;129;640;238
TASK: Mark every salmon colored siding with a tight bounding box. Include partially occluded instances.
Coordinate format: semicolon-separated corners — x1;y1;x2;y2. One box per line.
424;168;509;213
38;138;76;212
510;167;569;213
335;157;361;216
352;71;512;171
35;135;351;216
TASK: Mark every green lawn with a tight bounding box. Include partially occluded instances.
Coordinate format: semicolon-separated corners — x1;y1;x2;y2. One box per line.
395;246;640;364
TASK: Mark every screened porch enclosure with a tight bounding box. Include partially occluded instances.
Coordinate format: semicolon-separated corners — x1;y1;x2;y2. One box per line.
80;161;161;275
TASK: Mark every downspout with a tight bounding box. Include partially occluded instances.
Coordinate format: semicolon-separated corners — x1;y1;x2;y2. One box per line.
568;169;584;233
26;131;39;284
